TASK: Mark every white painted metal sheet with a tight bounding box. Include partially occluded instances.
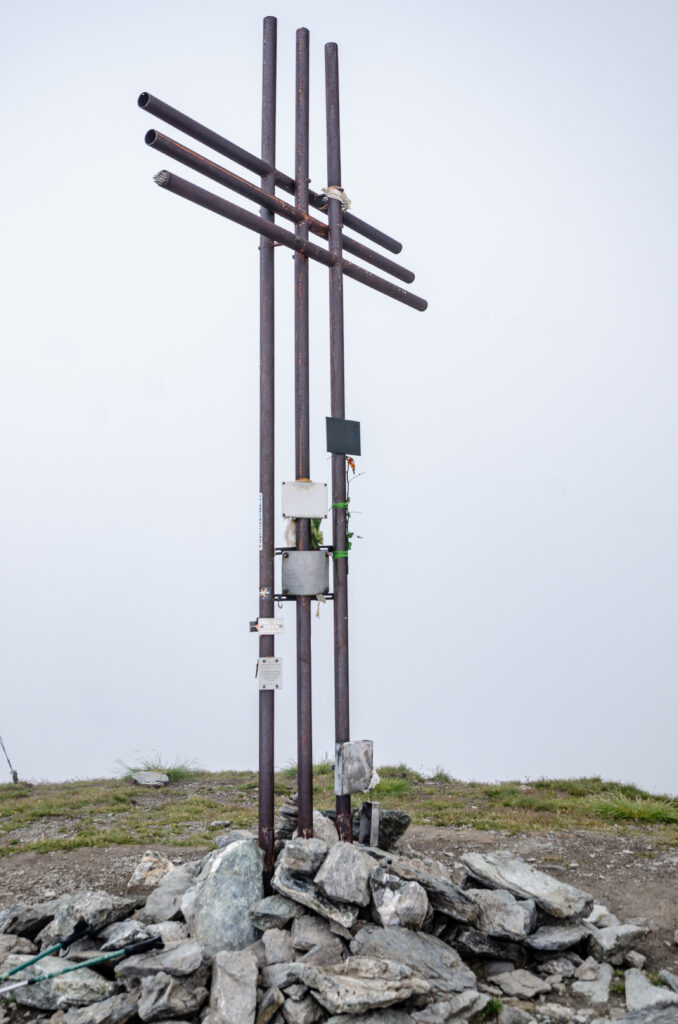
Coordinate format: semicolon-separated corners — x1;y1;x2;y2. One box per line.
257;657;282;690
256;618;285;635
281;481;328;519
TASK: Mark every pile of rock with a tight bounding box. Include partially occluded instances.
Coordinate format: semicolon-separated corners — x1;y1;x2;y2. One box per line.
1;823;678;1024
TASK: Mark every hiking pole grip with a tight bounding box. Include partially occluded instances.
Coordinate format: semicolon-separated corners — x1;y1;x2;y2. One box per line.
120;937;164;958
61;919;93;949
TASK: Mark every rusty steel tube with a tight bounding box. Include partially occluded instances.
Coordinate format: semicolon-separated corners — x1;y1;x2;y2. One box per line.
152;171;427;311
139;90;403;254
325;42;352;843
258;14;277;889
145;130;415;283
294;28;314;839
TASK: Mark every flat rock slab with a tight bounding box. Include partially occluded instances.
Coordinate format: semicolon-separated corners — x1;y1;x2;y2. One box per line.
467;888;536;940
0;953;115;1010
115;940;203;978
272;869;358;930
386;857;477;924
137;970;208;1022
325;1012;414;1024
461;851;593;919
619;1011;678;1023
350;925;476;999
409;990;489;1023
625;970;678;1013
252;895;306;931
132;772;169;787
209;947;258;1024
525;923;589;951
492;968;552;999
37;891;140;948
314;843;374;907
293;956;431;1015
50;991;139;1024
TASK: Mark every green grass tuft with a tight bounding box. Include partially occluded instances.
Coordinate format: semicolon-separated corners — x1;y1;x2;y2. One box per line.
115;754;205;782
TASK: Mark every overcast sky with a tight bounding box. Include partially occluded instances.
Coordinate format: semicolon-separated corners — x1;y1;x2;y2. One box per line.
1;0;676;795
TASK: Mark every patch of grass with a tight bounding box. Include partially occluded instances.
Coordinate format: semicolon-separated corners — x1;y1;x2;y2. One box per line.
590;793;678;824
115;755;205;783
473;997;502;1020
611;979;626;996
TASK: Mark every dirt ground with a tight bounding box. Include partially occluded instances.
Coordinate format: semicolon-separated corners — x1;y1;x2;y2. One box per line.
1;826;676;971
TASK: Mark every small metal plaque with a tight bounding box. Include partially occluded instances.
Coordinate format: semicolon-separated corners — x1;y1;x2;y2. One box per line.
257;657;282;690
335;740;379;796
326;416;361;456
281;481;328;519
254;618;285;636
281;550;330;596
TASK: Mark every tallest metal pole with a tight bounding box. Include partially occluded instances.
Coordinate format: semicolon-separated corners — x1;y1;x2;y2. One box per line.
295;27;314;838
325;42;352;843
258;14;277;886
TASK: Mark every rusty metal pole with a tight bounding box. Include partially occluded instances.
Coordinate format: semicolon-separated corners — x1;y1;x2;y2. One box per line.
325;42;352;843
258;14;277;887
294;27;314;838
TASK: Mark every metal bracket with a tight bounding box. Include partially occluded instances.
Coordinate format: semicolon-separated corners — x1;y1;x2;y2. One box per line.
274;594;335;602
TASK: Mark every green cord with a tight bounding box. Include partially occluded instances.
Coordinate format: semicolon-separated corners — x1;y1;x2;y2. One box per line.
331;502;349;509
332;551;349;559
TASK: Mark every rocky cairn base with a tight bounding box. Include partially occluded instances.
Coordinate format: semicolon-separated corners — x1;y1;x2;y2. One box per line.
1;809;678;1024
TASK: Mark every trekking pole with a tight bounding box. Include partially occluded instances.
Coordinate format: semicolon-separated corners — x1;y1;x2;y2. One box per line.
0;736;18;784
0;919;95;982
0;937;163;997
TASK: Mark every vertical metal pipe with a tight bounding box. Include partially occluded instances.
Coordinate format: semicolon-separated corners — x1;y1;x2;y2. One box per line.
294;27;314;839
258;14;277;887
325;42;352;843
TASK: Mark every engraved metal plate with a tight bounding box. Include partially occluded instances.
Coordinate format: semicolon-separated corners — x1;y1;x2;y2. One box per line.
281;550;330;596
257;657;282;690
281;481;328;519
335;739;378;796
255;618;285;636
326;416;361;456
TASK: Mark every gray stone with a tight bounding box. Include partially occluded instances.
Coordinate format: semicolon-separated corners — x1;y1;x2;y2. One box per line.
589;923;650;964
325;1013;414;1024
525;923;589;951
0;953;115;1010
256;987;285;1024
466;887;536;940
0;934;37;955
485;959;516;977
386;857;478;924
369;868;429;930
291;916;333;952
314;843;374;907
286;985;309;1002
132;771;169;787
261;963;303;990
625;970;678;1013
454;927;525;962
294;812;339;848
262;929;294;966
575;956;601;981
277;839;328;877
129;851;176;888
627;951;648;970
145;921;190;945
215;830;256;850
44;892;138;951
410;990;489;1022
280;995;324;1024
660;972;678;994
252;896;307;931
586;904;620;929
352;806;411;851
620;1011;678;1023
461;851;593;919
299;938;344;965
492;969;551;999
0;901;59;938
115;940;203;979
272;868;359;930
497;1009;536;1024
186;840;263;957
572;961;613;1005
50;991;139;1024
100;920;151;951
138;970;208;1021
292;957;431;1015
208;947;258;1024
539;956;577;978
350;925;477;999
140;866;199;924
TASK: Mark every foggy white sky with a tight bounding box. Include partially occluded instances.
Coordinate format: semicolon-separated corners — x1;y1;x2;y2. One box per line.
1;0;676;794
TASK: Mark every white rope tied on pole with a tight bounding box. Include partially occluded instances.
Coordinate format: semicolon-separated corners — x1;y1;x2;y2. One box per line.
321;186;351;212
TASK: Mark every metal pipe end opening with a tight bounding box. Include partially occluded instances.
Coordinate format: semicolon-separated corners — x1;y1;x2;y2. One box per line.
145;129;158;145
153;170;170;187
138;92;151;108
